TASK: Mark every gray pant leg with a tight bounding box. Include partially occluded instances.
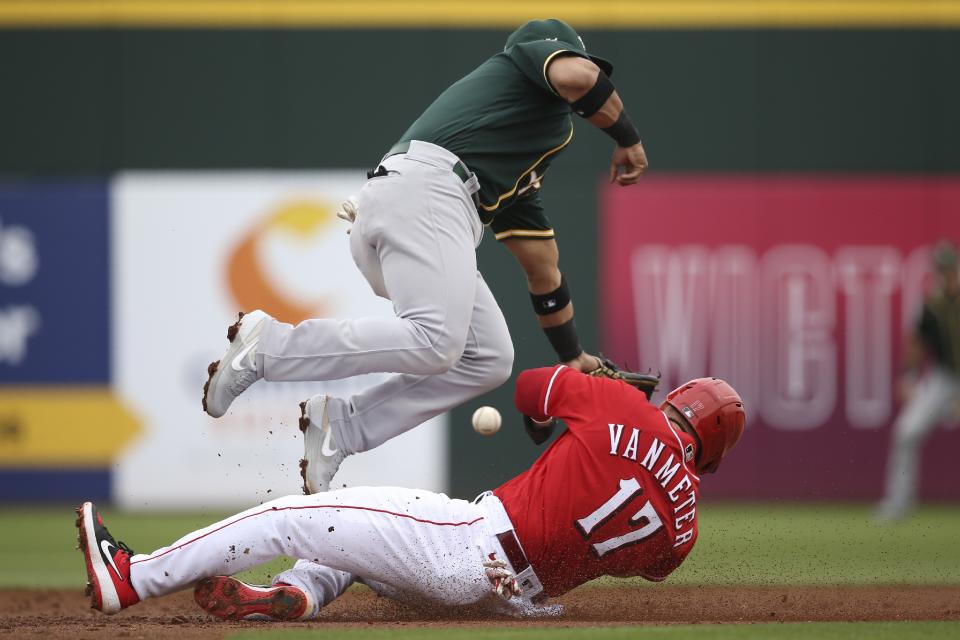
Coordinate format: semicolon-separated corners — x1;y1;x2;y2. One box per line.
330;274;513;454
882;369;959;510
273;559;355;619
257;158;481;381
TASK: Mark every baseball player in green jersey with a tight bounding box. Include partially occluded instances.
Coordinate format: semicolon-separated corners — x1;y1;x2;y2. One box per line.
202;18;650;494
878;240;960;520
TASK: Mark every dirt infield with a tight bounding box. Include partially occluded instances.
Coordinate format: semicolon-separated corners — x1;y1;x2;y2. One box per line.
2;585;959;638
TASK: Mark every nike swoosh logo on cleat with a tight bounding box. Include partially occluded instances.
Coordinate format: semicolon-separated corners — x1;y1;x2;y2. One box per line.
231;338;259;371
320;429;338;457
100;539;125;581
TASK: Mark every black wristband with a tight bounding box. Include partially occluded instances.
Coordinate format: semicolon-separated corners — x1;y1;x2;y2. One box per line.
602;110;641;147
530;275;571;316
543;318;583;363
571;72;614;118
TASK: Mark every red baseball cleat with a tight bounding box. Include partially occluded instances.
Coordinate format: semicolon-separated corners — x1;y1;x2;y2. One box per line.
75;501;140;614
194;576;314;621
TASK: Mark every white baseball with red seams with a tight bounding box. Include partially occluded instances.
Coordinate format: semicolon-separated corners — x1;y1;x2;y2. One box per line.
472;405;502;435
128;486;543;616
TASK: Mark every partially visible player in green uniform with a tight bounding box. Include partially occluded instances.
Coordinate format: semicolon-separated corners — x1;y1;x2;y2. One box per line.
202;18;651;493
877;240;960;520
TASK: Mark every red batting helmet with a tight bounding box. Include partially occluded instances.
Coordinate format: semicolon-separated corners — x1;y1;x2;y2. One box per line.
661;378;745;474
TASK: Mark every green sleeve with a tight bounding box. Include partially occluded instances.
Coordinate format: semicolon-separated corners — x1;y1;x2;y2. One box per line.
489;194;555;242
505;41;589;96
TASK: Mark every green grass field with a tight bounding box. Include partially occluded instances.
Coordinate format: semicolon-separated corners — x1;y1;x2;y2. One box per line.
3;502;959;639
3;502;958;589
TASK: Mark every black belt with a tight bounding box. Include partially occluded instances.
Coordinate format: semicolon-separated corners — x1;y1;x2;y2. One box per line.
371;141;480;209
496;530;547;604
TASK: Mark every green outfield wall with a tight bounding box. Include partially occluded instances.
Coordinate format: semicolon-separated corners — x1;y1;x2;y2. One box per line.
2;26;959;497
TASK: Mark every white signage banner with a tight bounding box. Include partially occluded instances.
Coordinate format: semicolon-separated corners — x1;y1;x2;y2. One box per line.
112;172;448;509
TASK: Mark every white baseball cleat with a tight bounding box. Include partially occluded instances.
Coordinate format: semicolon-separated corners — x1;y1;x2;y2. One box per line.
299;395;347;494
202;310;270;418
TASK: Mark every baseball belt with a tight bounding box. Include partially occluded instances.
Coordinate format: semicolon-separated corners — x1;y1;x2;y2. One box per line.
375;140;481;210
475;491;547;604
495;529;547;604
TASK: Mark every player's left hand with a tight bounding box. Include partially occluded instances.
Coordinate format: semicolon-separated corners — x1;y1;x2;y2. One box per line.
586;355;661;400
483;558;522;600
564;351;602;373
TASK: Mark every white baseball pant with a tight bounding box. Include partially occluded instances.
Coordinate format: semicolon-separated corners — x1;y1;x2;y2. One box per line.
881;366;960;514
128;487;555;617
254;140;514;454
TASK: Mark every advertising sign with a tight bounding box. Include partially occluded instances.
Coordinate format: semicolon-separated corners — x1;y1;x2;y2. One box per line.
112;172;448;509
0;181;136;500
602;177;960;499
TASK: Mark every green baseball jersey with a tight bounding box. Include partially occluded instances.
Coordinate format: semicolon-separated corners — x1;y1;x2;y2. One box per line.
918;292;960;372
397;39;592;240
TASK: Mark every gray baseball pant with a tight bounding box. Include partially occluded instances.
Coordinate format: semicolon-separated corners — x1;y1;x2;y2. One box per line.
881;366;960;513
255;140;514;454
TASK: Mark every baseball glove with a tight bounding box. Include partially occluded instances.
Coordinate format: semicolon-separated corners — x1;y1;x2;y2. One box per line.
586;356;660;399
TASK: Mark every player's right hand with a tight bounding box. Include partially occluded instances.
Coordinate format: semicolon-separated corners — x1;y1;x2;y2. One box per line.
336;196;359;234
609;142;648;186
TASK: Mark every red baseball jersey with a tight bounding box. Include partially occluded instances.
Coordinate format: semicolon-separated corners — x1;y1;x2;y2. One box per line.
494;365;701;597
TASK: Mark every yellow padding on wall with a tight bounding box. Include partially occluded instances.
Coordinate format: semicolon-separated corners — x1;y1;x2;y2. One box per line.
1;1;960;28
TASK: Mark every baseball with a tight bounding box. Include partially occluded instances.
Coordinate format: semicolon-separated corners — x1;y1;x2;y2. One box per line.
472;406;502;436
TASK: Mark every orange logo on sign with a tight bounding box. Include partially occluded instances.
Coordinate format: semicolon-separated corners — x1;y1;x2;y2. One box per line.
226;201;335;325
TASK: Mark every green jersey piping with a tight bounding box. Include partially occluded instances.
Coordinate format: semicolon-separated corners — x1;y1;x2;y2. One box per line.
494;228;556;241
478;122;574;214
541;49;572;97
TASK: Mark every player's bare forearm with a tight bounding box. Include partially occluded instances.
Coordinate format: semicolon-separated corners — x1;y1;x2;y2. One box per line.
584;89;623;129
583;93;648;186
546;55;648;185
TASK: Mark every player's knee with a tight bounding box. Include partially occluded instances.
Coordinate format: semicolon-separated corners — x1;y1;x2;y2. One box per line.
476;341;513;391
403;319;468;374
893;415;930;449
489;343;514;387
487;316;514;387
894;424;924;449
432;346;462;374
417;339;463;375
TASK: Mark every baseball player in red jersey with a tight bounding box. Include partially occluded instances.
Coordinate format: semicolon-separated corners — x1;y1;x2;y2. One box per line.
76;366;743;620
